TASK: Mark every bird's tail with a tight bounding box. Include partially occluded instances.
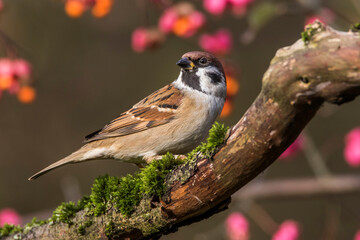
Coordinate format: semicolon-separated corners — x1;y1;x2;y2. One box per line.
28;149;88;180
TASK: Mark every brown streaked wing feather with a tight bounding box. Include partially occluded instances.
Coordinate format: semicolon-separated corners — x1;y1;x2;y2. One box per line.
84;84;183;143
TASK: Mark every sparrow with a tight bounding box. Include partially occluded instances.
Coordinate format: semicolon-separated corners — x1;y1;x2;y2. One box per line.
29;51;227;180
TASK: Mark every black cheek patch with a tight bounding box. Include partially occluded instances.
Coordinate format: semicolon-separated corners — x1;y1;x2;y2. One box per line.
181;70;202;92
206;72;223;84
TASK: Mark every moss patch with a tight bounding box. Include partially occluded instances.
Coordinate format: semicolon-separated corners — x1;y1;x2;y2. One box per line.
11;122;228;238
351;22;360;32
163;122;229;203
301;20;325;45
0;224;23;238
187;122;229;160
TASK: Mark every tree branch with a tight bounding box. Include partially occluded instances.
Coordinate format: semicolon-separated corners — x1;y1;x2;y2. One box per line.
4;22;360;239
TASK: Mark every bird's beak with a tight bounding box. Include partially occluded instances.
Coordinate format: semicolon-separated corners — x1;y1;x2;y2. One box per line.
176;57;195;70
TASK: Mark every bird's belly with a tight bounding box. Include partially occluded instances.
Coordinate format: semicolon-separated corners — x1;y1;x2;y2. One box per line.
109;93;223;162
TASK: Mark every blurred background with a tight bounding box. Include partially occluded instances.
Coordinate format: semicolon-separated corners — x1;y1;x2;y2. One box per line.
0;0;359;239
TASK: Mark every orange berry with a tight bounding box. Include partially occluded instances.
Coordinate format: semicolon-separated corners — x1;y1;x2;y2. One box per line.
92;0;112;18
17;86;36;104
65;0;86;18
92;5;110;18
95;0;113;8
220;99;233;118
226;75;239;96
0;76;13;90
173;17;191;37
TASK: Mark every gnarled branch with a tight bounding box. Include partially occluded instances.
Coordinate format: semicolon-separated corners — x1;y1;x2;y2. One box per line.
4;22;360;239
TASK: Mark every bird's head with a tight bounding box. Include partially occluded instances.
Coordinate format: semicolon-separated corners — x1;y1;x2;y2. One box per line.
175;51;227;99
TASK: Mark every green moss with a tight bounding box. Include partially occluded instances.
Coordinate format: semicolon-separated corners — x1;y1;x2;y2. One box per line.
14;122;228;238
0;224;23;237
23;217;47;234
78;225;86;235
51;201;80;225
301;20;325;45
77;219;93;236
351;22;360;32
187;122;229;160
163;122;229;202
105;220;115;237
83;122;228;217
138;153;184;196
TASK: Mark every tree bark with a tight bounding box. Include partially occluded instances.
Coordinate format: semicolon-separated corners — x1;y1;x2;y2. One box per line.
5;22;360;239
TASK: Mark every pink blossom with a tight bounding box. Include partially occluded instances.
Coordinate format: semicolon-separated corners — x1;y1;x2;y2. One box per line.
131;28;148;52
176;11;205;38
226;212;249;240
228;0;253;7
188;11;205;29
203;0;227;15
8;80;20;95
229;0;252;16
158;9;178;33
305;8;335;26
354;230;360;240
272;220;300;240
305;17;324;26
344;128;360;167
279;135;304;160
0;208;21;226
0;59;14;77
199;29;232;55
13;59;31;78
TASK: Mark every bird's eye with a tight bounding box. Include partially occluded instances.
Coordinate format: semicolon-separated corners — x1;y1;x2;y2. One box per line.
199;57;208;65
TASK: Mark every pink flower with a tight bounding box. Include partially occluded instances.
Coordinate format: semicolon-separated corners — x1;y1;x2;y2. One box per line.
305;8;335;26
203;0;227;15
131;28;164;52
354;230;360;240
199;29;232;55
279;135;304;159
272;220;300;240
229;0;252;16
8;80;20;95
188;11;205;29
228;0;253;7
13;59;31;78
226;212;249;240
158;9;178;33
0;59;14;77
344;128;360;167
0;208;21;226
131;28;148;52
0;0;4;12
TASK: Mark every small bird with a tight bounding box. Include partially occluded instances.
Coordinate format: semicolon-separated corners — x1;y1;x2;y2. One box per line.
29;51;227;180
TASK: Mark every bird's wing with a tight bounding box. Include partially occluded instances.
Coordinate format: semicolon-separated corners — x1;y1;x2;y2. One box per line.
84;84;183;143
